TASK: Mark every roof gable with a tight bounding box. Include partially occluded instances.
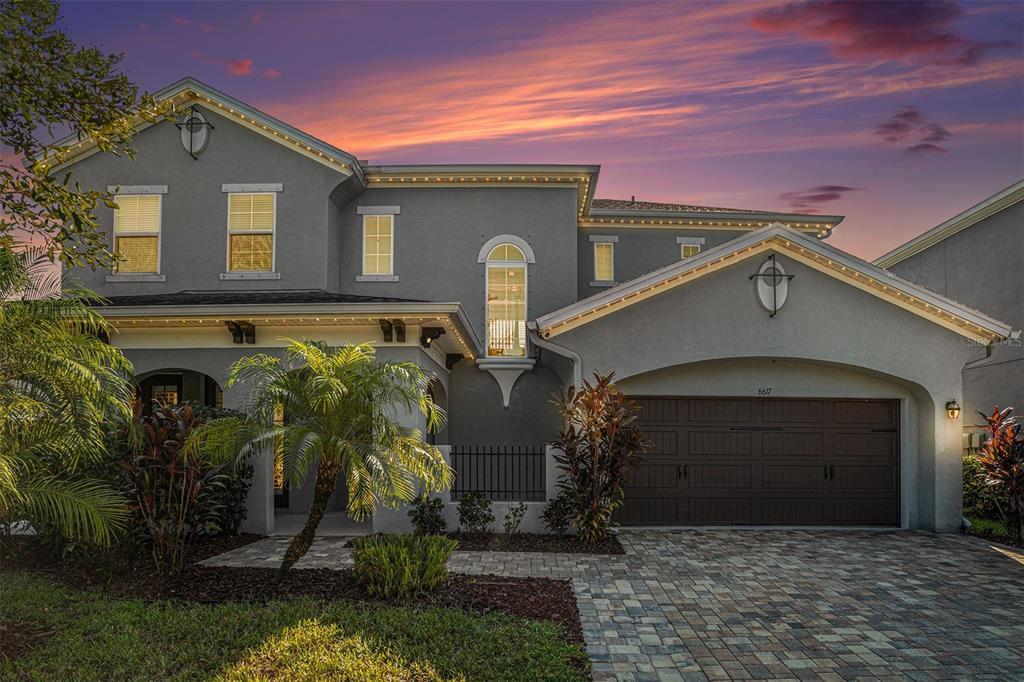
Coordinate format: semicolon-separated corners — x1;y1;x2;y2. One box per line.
44;77;361;181
536;224;1011;344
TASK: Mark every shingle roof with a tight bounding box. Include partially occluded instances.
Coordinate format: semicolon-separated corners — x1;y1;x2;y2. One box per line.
95;290;422;307
591;198;771;214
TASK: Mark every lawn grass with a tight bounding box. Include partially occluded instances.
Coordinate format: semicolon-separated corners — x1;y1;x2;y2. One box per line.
0;572;585;681
966;515;1013;544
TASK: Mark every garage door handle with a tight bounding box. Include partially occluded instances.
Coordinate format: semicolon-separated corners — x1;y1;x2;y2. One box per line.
824;465;828;480
678;464;687;480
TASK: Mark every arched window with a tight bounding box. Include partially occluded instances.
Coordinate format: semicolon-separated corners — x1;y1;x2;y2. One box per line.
485;243;528;357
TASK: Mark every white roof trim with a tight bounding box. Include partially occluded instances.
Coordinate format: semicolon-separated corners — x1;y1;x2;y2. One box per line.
536;223;1011;343
477;235;536;263
875;179;1024;268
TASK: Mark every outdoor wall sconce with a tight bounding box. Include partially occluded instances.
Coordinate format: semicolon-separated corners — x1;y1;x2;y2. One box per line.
946;400;961;420
420;327;445;348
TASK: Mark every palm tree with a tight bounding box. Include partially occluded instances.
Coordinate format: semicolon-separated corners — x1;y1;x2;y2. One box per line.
0;241;133;546
189;340;452;572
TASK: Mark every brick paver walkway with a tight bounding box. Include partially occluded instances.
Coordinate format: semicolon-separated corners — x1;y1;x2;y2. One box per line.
204;530;1024;680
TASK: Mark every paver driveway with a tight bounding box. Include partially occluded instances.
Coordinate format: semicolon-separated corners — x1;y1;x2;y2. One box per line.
205;530;1024;680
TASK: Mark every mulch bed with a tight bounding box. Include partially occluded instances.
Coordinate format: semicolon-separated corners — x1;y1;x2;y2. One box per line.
2;535;586;655
348;532;624;554
0;619;57;662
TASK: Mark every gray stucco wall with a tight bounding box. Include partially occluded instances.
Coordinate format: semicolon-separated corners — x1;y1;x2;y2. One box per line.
64;105;347;296
887;201;1023;422
338;186;580;341
551;251;984;532
577;227;747;296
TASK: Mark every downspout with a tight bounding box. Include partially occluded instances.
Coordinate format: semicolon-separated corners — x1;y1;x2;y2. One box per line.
527;321;582;388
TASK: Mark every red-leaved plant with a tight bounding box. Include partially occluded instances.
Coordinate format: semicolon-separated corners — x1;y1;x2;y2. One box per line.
553;373;650;544
974;406;1024;546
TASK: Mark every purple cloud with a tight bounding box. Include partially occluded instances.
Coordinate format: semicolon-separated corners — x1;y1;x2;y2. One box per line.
779;185;861;212
751;1;1013;66
875;107;953;154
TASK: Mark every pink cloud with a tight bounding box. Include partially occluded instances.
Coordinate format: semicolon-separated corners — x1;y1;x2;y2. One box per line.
200;23;216;33
172;16;191;26
227;59;254;76
251;9;264;25
751;0;1013;66
779;185;862;212
874;106;953;154
264;68;281;79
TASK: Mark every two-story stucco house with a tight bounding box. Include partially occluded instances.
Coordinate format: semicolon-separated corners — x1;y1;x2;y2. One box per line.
53;78;1012;536
876;180;1024;443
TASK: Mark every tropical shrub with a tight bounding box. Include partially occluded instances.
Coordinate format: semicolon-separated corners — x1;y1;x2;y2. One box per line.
407;494;447;536
457;492;494;534
351;534;457;599
503;502;527;535
0;244;133;549
541;492;574;535
963;449;1006;520
553;373;650;544
972;406;1023;546
188;404;252;536
187;341;451;572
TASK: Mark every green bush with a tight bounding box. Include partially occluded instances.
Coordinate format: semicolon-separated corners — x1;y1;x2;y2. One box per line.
351;534;458;600
963;450;1007;519
457;492;494;534
542;492;575;535
503;502;527;535
407;494;447;536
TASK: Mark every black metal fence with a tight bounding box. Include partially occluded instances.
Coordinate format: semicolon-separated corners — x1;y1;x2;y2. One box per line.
450;445;546;501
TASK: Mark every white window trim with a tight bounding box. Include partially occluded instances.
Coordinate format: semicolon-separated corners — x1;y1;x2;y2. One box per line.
225;192;277;275
360;213;396;278
477;234;536;263
107;185;167;195
221;183;283;193
112;193;163;276
593;241;615;283
357;205;401;215
588;235;619;243
484;242;531;358
677;236;706;259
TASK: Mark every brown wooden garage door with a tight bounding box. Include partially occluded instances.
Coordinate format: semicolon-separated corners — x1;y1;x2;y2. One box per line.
619;397;899;526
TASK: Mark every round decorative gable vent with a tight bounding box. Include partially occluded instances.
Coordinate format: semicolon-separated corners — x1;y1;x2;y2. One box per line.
754;255;791;317
177;108;211;158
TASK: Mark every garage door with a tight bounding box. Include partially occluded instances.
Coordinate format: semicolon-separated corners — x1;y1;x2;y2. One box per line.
619;397;899;526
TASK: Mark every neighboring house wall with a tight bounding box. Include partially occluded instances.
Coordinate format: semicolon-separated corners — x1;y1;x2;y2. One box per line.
550;253;984;532
577;227;747;294
65;105;348;296
887;201;1024;422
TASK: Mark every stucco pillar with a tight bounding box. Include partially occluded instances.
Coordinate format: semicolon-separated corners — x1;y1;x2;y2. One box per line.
371;401;427;534
224;384;274;536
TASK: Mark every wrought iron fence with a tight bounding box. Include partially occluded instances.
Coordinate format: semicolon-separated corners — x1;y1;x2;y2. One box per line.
450;445;546;501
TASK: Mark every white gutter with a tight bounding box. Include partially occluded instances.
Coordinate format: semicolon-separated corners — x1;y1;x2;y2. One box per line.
528;321;582;387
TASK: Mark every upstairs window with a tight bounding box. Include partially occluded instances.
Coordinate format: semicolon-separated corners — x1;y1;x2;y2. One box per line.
362;214;394;276
113;194;161;273
678;237;705;260
486;243;527;357
593;242;614;282
227;193;275;272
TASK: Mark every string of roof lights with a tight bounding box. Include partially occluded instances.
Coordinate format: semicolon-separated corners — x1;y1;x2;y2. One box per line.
583;216;832;237
109;314;476;359
540;236;1002;342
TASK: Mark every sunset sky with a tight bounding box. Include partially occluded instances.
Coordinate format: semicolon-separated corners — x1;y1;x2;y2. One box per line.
59;0;1024;259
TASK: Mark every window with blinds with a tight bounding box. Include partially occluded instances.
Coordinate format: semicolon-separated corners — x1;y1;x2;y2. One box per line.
227;193;275;272
113;194;161;273
485;243;528;357
594;242;614;281
362;214;394;275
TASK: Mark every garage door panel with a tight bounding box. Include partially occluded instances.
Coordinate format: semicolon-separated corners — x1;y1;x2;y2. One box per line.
835;432;896;457
637;398;678;423
689;498;752;524
762;399;824;424
832;464;897;490
626;462;678;488
619;497;677;525
687;463;752;489
834;497;897;524
834;400;897;426
688;398;751;423
763;498;829;524
762;464;828;490
642;430;679;456
689;431;752;456
763;432;823;457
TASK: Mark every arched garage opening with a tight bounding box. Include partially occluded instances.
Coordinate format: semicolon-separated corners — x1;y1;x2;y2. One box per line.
614;357;937;529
